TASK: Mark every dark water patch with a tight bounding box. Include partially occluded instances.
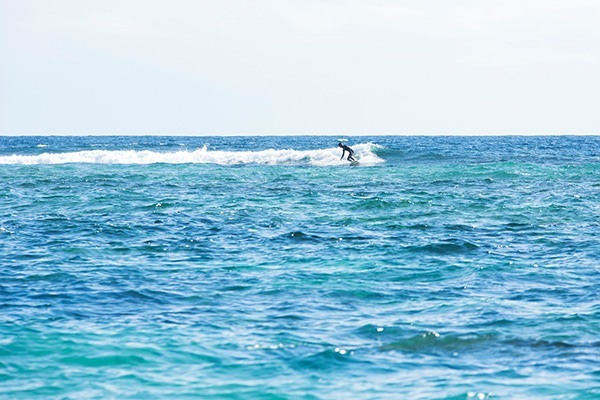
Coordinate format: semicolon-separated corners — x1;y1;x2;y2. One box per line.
504;222;537;231
28;292;75;301
137;242;171;253
20;272;76;283
431;178;463;186
503;337;589;350
379;331;500;354
272;231;324;244
222;285;253;292
445;224;476;232
327;289;388;301
465;318;517;330
272;314;306;322
407;223;431;230
408;239;480;254
104;289;167;305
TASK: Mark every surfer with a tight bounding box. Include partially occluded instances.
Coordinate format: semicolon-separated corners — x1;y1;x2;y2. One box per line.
338;142;357;162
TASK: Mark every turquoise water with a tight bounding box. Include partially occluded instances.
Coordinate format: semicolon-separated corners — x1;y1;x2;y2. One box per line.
0;136;598;399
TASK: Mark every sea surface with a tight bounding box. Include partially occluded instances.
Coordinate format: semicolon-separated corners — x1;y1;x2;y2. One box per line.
0;135;598;399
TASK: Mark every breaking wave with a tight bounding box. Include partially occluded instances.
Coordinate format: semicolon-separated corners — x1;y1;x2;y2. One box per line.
0;143;384;166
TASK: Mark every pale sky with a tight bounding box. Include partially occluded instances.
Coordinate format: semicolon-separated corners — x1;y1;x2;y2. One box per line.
1;0;599;135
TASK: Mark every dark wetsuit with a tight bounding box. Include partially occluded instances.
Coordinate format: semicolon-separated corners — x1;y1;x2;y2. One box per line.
339;144;356;162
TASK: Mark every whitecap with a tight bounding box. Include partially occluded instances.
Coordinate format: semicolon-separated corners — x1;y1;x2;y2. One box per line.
0;143;385;166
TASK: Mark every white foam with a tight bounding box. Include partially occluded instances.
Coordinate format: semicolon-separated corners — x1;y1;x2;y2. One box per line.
0;143;385;166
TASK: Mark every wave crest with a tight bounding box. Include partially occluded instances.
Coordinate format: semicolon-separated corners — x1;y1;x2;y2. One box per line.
0;143;385;166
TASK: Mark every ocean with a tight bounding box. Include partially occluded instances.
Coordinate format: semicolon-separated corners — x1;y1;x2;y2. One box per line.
0;135;598;399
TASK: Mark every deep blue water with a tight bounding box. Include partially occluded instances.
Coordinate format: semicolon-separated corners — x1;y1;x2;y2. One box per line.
0;136;599;399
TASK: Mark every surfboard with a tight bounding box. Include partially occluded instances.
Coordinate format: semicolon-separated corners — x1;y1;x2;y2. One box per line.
350;161;360;166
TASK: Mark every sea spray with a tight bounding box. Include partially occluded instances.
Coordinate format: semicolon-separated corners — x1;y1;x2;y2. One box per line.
0;142;385;166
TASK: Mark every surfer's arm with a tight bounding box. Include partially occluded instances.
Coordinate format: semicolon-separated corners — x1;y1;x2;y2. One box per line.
340;149;346;160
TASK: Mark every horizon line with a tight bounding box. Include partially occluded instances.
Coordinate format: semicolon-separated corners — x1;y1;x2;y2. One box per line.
1;132;599;137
